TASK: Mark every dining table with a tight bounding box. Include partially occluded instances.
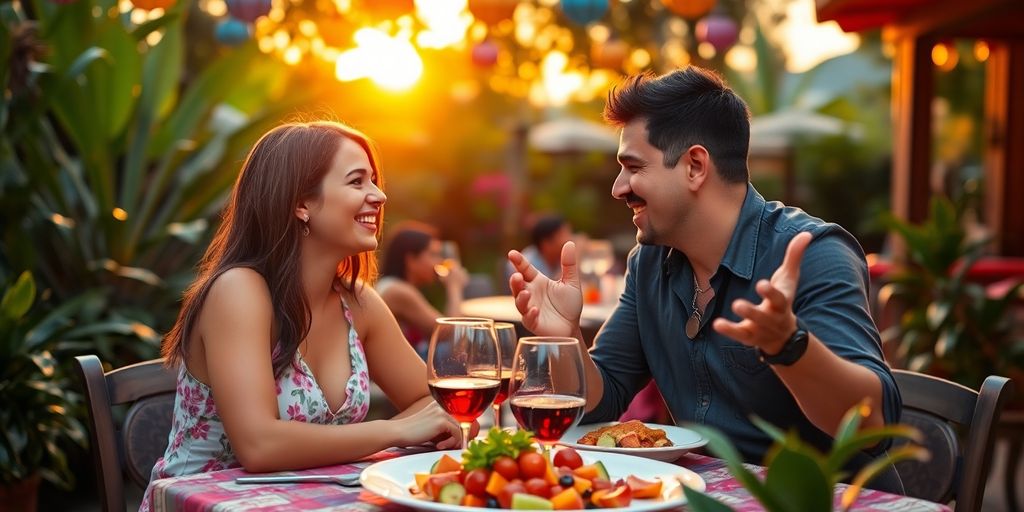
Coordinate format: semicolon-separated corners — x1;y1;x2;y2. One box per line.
146;445;951;511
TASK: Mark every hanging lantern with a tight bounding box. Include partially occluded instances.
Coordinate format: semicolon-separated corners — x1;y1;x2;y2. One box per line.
215;18;251;46
318;17;355;48
359;0;416;21
560;0;609;26
660;0;715;20
225;0;272;23
590;39;628;70
468;0;519;26
130;0;176;10
472;40;500;67
695;13;738;54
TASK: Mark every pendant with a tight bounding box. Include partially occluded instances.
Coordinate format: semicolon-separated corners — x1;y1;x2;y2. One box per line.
685;311;701;339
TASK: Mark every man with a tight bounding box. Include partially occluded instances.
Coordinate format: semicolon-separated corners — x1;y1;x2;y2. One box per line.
506;214;573;282
508;67;901;490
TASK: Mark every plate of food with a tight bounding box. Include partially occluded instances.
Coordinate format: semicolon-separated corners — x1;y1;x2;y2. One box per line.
558;421;708;462
360;428;705;511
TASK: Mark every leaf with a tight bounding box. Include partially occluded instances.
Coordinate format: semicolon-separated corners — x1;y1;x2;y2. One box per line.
684;487;737;512
62;47;111;82
825;425;923;476
1;271;35;320
832;398;869;448
685;424;787;511
926;301;952;330
839;444;930;511
764;446;832;512
750;416;786;444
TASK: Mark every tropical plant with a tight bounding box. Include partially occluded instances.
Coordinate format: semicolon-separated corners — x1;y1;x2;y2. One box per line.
683;401;928;512
878;196;1024;398
0;271;151;490
0;0;314;365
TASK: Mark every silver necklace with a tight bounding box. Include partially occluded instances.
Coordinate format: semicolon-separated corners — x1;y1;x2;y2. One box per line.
685;275;710;339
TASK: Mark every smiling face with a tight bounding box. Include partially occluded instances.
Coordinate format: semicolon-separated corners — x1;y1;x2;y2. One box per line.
305;137;386;254
612;119;692;247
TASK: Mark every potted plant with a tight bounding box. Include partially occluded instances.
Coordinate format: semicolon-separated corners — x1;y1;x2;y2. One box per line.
683;401;928;512
878;196;1024;404
0;271;152;512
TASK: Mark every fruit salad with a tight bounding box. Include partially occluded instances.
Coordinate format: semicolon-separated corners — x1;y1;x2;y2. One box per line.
410;428;668;509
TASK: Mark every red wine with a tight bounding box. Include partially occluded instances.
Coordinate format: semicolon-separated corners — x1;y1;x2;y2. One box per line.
494;368;513;405
509;394;586;442
429;377;500;423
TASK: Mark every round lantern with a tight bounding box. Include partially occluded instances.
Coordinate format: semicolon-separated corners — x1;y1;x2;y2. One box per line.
560;0;609;26
225;0;272;23
468;0;519;26
590;39;628;70
660;0;715;20
360;0;416;20
472;40;500;67
130;0;176;10
215;18;251;46
695;13;738;53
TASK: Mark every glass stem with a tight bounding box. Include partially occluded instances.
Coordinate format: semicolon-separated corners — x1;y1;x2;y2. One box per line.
460;422;472;450
493;404;502;430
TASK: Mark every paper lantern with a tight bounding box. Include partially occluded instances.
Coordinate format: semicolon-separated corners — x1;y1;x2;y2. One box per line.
215;18;251;46
468;0;519;26
590;39;628;70
560;0;609;26
130;0;176;9
225;0;272;23
361;0;416;20
472;40;499;67
660;0;715;20
695;13;738;53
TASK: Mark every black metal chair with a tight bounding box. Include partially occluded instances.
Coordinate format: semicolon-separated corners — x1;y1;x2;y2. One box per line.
892;369;1011;512
74;355;177;512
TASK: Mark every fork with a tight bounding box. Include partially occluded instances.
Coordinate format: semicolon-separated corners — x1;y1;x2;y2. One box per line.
235;473;362;487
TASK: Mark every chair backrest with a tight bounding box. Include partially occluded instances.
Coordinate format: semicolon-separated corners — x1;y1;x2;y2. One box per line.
74;355;177;512
892;369;1011;512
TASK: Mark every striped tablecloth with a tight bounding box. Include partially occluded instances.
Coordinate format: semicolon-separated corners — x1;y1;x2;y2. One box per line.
148;447;950;511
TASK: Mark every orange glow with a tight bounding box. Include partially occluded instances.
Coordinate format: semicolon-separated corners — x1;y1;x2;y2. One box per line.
334;28;423;91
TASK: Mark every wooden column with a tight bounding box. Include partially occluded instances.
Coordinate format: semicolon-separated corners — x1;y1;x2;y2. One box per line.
890;34;934;228
985;41;1024;256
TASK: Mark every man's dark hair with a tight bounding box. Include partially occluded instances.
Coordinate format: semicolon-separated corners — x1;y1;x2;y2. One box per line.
603;66;751;183
531;215;567;248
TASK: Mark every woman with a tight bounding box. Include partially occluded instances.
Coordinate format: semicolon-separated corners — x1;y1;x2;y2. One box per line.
377;221;468;357
141;122;463;510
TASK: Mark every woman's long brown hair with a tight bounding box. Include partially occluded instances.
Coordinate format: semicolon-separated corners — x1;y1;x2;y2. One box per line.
162;121;383;378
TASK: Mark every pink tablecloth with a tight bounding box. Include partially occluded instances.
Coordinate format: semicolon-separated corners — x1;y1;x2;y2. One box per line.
148;447;950;511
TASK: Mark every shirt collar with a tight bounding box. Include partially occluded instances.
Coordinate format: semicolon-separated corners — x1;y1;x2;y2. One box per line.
659;183;765;280
718;183;764;281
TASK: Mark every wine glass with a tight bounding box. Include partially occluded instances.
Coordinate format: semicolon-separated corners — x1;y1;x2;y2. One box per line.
433;240;461;277
581;239;615;276
427;317;501;449
491;322;518;429
508;337;587;450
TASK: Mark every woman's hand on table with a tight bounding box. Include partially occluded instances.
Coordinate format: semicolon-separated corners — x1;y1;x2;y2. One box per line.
390;401;469;450
507;241;583;337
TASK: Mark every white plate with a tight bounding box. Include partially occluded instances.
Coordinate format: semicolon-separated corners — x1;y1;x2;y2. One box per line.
359;449;705;512
559;422;708;462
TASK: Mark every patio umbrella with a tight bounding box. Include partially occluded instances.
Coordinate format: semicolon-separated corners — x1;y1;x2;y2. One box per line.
528;117;620;153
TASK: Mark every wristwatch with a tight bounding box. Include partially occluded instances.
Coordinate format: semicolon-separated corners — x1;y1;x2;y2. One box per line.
759;326;809;366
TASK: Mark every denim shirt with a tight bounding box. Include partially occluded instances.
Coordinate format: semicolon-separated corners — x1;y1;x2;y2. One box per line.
584;184;900;462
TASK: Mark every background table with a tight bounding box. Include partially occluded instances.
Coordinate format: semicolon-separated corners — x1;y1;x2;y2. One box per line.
461;295;614;345
148;446;952;512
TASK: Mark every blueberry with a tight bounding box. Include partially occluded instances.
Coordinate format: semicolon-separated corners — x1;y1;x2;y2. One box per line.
581;489;593;498
559;475;575;488
486;497;500;508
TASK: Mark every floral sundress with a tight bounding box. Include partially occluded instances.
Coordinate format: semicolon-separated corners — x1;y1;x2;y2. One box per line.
139;298;371;511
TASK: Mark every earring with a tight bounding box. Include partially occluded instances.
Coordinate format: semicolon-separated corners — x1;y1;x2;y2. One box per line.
301;215;310;237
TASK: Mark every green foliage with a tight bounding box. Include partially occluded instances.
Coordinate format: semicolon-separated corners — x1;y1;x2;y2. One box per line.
0;271;145;487
683;401;928;512
462;427;536;471
0;0;310;365
879;196;1024;394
